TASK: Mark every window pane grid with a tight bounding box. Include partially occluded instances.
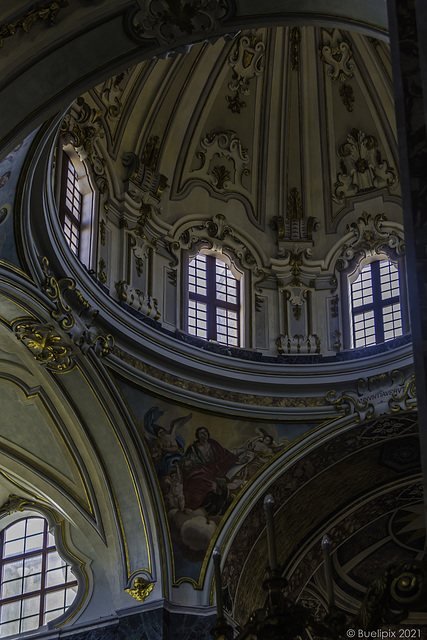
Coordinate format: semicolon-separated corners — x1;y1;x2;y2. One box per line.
351;259;402;348
0;518;77;637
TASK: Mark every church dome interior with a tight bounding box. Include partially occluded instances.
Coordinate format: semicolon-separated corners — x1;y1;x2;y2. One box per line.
0;2;426;639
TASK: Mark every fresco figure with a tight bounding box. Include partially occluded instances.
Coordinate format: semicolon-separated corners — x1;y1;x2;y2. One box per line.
164;466;185;512
179;427;244;516
142;407;192;475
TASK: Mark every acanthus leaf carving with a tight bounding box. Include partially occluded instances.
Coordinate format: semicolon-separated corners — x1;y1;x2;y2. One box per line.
272;188;319;248
333;129;398;203
12;319;75;372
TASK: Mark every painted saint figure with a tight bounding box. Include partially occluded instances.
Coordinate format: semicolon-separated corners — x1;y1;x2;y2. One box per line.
178;427;244;516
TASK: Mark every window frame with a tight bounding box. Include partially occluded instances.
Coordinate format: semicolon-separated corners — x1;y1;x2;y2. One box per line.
341;253;410;350
185;251;243;347
55;145;96;269
0;505;86;636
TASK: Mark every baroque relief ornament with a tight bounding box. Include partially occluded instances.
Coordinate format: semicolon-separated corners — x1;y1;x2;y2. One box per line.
0;0;68;49
318;28;355;112
13;320;74;372
333;129;397;202
127;0;233;46
226;31;265;112
125;577;155;602
194;130;250;192
335;212;405;273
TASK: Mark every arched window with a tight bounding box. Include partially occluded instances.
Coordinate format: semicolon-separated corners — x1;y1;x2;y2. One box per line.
349;258;403;348
188;253;241;347
0;516;78;637
56;147;95;268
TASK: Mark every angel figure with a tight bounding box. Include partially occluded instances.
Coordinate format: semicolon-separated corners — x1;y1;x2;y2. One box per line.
142;407;192;476
164;465;185;512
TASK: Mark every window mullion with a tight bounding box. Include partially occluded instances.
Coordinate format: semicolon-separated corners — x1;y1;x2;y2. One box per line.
371;261;384;342
207;256;217;340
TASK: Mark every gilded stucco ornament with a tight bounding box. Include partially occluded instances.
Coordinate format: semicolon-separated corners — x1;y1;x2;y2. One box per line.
127;0;234;46
272;187;319;249
39;257;115;359
290;27;301;71
61;97;109;206
318;28;355;112
277;245;314;287
226;31;265;112
0;495;35;515
12;320;75;372
334;129;397;202
0;0;68;49
194;130;250;192
335;212;405;273
326;371;416;420
125;577;155;602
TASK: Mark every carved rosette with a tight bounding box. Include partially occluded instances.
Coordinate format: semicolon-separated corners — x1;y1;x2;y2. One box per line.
335;212;405;273
127;0;233;47
334;129;397;202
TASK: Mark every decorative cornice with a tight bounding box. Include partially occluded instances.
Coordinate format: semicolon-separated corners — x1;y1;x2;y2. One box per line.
0;1;68;49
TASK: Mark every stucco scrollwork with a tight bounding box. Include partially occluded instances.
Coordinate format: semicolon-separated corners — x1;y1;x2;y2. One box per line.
0;495;35;516
333;129;397;202
318;28;354;82
127;0;233;46
39;257;115;359
226;31;265;112
61;97;109;205
94;70;132;120
335;212;405;273
326;371;416;420
194;130;250;192
12;319;75;372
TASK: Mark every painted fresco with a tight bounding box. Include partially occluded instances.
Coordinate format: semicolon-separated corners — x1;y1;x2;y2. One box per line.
117;379;315;583
0;131;38;267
